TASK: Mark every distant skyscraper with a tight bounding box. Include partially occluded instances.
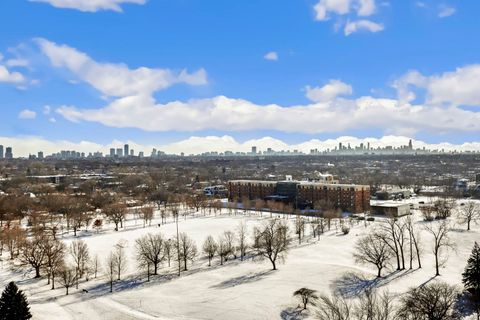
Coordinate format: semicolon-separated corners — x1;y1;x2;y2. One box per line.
151;148;157;157
0;145;3;158
116;148;123;157
408;139;413;150
139;151;144;158
110;148;115;157
130;149;134;156
251;146;257;154
38;151;44;159
124;144;129;157
5;147;13;159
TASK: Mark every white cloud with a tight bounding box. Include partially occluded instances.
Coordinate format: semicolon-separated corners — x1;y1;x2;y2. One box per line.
29;0;146;12
305;80;353;102
415;2;426;8
43;105;52;115
314;0;351;20
2;135;480;157
18;109;37;119
394;65;480;106
0;65;25;84
438;5;456;18
264;52;278;61
5;59;29;68
314;0;377;20
55;94;480;135
313;0;383;35
344;19;384;35
357;0;376;16
36;38;207;97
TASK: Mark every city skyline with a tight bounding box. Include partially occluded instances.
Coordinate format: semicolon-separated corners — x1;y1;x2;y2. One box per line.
2;136;480;159
1;1;480;153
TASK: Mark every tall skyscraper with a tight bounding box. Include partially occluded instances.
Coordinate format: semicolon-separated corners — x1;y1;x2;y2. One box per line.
116;148;123;157
124;144;129;157
5;147;13;159
0;145;3;158
251;146;257;154
110;148;115;157
38;151;44;159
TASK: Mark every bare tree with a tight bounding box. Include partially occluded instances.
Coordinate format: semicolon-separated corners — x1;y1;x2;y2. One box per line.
295;215;306;244
57;264;77;295
69;239;90;287
354;289;396;320
458;202;480;231
164;239;173;267
177;232;197;271
217;234;230;266
354;233;392;278
252;219;290;270
104;203;127;231
105;252;115;293
135;233;165;275
405;215;422;269
293;288;318;310
113;240;127;280
315;294;352;320
376;218;404;270
396;282;459;319
236;222;248;261
19;234;47;278
43;238;66;289
223;230;237;260
92;254;100;279
202;235;217;266
425;221;455;276
139;205;154;228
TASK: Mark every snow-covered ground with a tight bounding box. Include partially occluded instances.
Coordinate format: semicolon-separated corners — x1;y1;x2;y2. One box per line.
1;198;479;319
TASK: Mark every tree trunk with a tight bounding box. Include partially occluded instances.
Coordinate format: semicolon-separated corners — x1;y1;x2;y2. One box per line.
271;258;276;270
51;274;55;290
66;286;69;295
35;267;41;278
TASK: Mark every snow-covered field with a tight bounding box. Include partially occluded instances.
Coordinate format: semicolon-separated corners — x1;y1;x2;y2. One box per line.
1;198;479;320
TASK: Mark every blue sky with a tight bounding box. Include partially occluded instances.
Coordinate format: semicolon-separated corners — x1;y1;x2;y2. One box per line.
1;0;480;155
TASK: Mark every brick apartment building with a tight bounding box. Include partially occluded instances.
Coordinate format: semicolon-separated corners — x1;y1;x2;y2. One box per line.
228;180;370;213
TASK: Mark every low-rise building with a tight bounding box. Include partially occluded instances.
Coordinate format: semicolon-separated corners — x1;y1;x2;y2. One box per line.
228;179;370;213
370;201;410;217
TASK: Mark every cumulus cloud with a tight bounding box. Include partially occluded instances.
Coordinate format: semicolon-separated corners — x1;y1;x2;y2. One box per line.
305;80;353;102
18;109;37;119
314;0;383;35
313;0;377;20
36;38;207;97
394;65;480;106
55;94;480;135
29;0;146;12
0;65;25;84
438;5;456;18
264;52;278;61
3;135;480;157
344;19;384;35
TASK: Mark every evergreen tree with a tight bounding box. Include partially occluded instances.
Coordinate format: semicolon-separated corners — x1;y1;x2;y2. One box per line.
463;242;480;317
0;282;32;320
